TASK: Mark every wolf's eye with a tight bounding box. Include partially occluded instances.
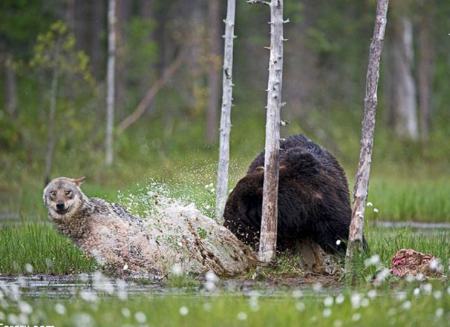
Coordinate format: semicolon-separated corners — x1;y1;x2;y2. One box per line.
50;191;56;198
65;190;73;197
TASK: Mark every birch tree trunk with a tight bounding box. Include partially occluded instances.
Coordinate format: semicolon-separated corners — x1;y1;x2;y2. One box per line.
391;15;418;140
345;0;389;276
105;0;116;166
44;67;59;186
417;10;433;142
206;0;221;144
216;0;236;222
259;0;284;263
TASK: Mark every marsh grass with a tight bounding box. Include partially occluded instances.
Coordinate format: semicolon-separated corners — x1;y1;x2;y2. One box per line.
366;179;450;222
0;220;447;279
0;223;96;275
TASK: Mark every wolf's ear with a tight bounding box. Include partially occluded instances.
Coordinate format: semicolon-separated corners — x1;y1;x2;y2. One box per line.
72;176;86;186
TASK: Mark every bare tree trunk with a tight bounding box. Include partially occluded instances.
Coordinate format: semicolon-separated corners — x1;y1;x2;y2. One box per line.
417;11;433;142
105;0;116;166
4;55;17;118
258;0;285;263
345;0;389;277
215;0;236;221
206;0;221;144
391;15;418;140
44;68;60;186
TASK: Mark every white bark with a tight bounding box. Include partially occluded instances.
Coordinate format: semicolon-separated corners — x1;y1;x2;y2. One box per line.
259;0;284;263
392;16;418;140
345;0;389;276
216;0;236;222
105;0;116;166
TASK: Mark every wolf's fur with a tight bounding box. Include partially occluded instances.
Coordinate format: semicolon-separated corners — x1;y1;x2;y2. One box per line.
44;177;256;277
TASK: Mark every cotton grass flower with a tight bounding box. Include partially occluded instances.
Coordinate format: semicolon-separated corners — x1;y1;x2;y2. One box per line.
179;306;189;316
367;289;377;299
121;308;131;318
237;312;247;321
351;293;361;309
364;254;380;267
135;311;147;323
335;294;345;304
323;296;334;307
401;301;412;310
323;308;332;318
295;302;305;311
352;313;361;321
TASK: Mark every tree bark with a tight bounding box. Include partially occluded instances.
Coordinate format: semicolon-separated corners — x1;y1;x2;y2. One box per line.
4;55;17;118
345;0;389;277
206;0;221;144
105;0;116;166
390;15;418;140
259;0;284;263
215;0;236;222
417;11;433;142
44;67;60;186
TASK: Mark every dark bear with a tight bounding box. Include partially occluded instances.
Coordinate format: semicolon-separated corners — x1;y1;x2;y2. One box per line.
223;134;352;254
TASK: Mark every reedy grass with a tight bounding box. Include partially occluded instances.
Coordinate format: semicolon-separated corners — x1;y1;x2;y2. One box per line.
0;220;447;278
0;223;96;275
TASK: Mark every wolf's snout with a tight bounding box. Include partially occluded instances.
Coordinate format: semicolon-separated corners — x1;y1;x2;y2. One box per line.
56;203;66;211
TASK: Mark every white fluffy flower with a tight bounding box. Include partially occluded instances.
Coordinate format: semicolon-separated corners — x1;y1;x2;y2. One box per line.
237;312;248;321
179;306;189;316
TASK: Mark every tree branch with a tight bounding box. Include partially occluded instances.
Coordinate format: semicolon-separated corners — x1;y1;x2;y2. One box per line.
117;51;185;133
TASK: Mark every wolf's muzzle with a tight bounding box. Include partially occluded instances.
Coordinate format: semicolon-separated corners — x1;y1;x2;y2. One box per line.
56;203;68;214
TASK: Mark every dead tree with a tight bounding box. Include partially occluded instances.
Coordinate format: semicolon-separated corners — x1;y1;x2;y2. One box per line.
105;0;116;166
417;7;434;142
390;14;418;140
254;0;285;263
215;0;236;222
345;0;389;276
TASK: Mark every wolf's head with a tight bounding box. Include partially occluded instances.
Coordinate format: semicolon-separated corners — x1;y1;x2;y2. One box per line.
43;177;86;220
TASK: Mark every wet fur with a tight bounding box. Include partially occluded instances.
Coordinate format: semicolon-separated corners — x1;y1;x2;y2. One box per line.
44;177;256;277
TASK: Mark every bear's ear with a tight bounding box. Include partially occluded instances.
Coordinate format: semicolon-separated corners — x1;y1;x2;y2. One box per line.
72;176;86;186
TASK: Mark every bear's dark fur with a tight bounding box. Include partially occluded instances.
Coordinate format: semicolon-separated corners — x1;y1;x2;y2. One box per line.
223;134;352;254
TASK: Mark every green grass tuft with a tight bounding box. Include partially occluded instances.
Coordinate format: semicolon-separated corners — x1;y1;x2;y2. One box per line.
0;223;96;275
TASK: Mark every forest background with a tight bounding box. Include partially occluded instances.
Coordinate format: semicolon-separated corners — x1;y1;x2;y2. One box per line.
1;0;449;224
